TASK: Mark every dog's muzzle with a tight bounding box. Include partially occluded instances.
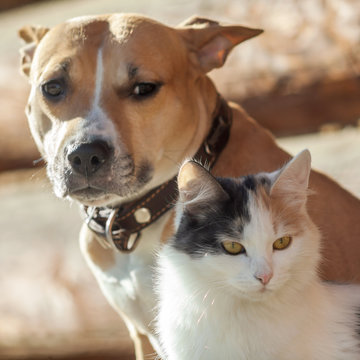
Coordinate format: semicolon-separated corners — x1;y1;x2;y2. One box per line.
50;136;144;204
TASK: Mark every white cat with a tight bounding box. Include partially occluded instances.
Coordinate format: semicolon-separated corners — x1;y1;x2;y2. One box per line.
156;150;360;360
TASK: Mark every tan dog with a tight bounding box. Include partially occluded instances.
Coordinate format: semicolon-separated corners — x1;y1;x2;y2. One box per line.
19;14;360;359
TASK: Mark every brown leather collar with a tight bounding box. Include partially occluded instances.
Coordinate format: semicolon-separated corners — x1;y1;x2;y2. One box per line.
81;96;232;252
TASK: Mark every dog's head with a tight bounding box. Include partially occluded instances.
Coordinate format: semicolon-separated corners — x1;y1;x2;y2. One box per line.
19;14;262;206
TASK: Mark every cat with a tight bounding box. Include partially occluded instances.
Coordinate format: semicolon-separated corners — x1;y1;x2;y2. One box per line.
155;150;360;360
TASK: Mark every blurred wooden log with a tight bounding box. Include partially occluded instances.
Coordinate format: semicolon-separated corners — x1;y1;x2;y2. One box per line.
1;351;134;360
239;76;360;137
0;0;46;12
0;69;41;172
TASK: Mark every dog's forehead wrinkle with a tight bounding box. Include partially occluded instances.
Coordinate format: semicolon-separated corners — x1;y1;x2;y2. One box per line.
108;13;163;41
128;63;138;79
60;59;71;73
39;58;71;82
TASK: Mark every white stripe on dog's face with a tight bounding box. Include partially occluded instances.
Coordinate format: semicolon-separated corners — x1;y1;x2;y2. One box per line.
87;46;105;123
93;47;104;109
83;47;121;152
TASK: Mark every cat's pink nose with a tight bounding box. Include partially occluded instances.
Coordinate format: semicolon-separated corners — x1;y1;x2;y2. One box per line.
255;272;273;285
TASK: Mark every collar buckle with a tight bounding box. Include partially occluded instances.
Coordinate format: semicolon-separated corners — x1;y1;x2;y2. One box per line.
84;206;112;249
105;208;141;252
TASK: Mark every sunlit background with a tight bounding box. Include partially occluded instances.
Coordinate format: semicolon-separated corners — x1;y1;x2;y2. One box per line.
0;0;359;359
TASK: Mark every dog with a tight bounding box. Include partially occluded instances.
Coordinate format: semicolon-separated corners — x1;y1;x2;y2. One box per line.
19;14;360;359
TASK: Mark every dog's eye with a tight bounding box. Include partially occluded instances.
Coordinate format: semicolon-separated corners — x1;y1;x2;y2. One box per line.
41;80;65;99
132;82;160;98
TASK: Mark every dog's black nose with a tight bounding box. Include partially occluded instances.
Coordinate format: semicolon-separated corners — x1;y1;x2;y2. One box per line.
68;141;110;176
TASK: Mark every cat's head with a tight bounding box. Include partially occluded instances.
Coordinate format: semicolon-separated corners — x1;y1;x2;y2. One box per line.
172;150;321;301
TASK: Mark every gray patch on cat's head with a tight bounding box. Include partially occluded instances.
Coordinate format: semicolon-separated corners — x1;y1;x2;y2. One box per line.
171;174;270;257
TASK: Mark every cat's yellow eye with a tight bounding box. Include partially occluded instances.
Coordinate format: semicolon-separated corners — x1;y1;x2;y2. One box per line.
273;236;292;250
222;241;245;255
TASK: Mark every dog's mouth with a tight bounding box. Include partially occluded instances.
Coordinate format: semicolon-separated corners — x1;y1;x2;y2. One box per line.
69;186;116;205
71;186;107;198
66;179;138;205
57;160;154;206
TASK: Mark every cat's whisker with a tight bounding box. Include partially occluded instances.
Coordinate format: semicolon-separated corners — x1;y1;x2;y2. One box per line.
144;352;158;360
197;308;207;324
202;289;210;302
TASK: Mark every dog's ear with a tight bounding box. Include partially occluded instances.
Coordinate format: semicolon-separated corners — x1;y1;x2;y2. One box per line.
177;16;263;73
18;25;49;77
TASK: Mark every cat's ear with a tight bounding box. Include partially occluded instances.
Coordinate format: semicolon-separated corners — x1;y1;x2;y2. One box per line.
177;16;263;73
270;150;311;206
177;160;228;214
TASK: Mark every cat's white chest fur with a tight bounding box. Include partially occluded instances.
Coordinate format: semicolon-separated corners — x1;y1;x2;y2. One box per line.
157;247;360;360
